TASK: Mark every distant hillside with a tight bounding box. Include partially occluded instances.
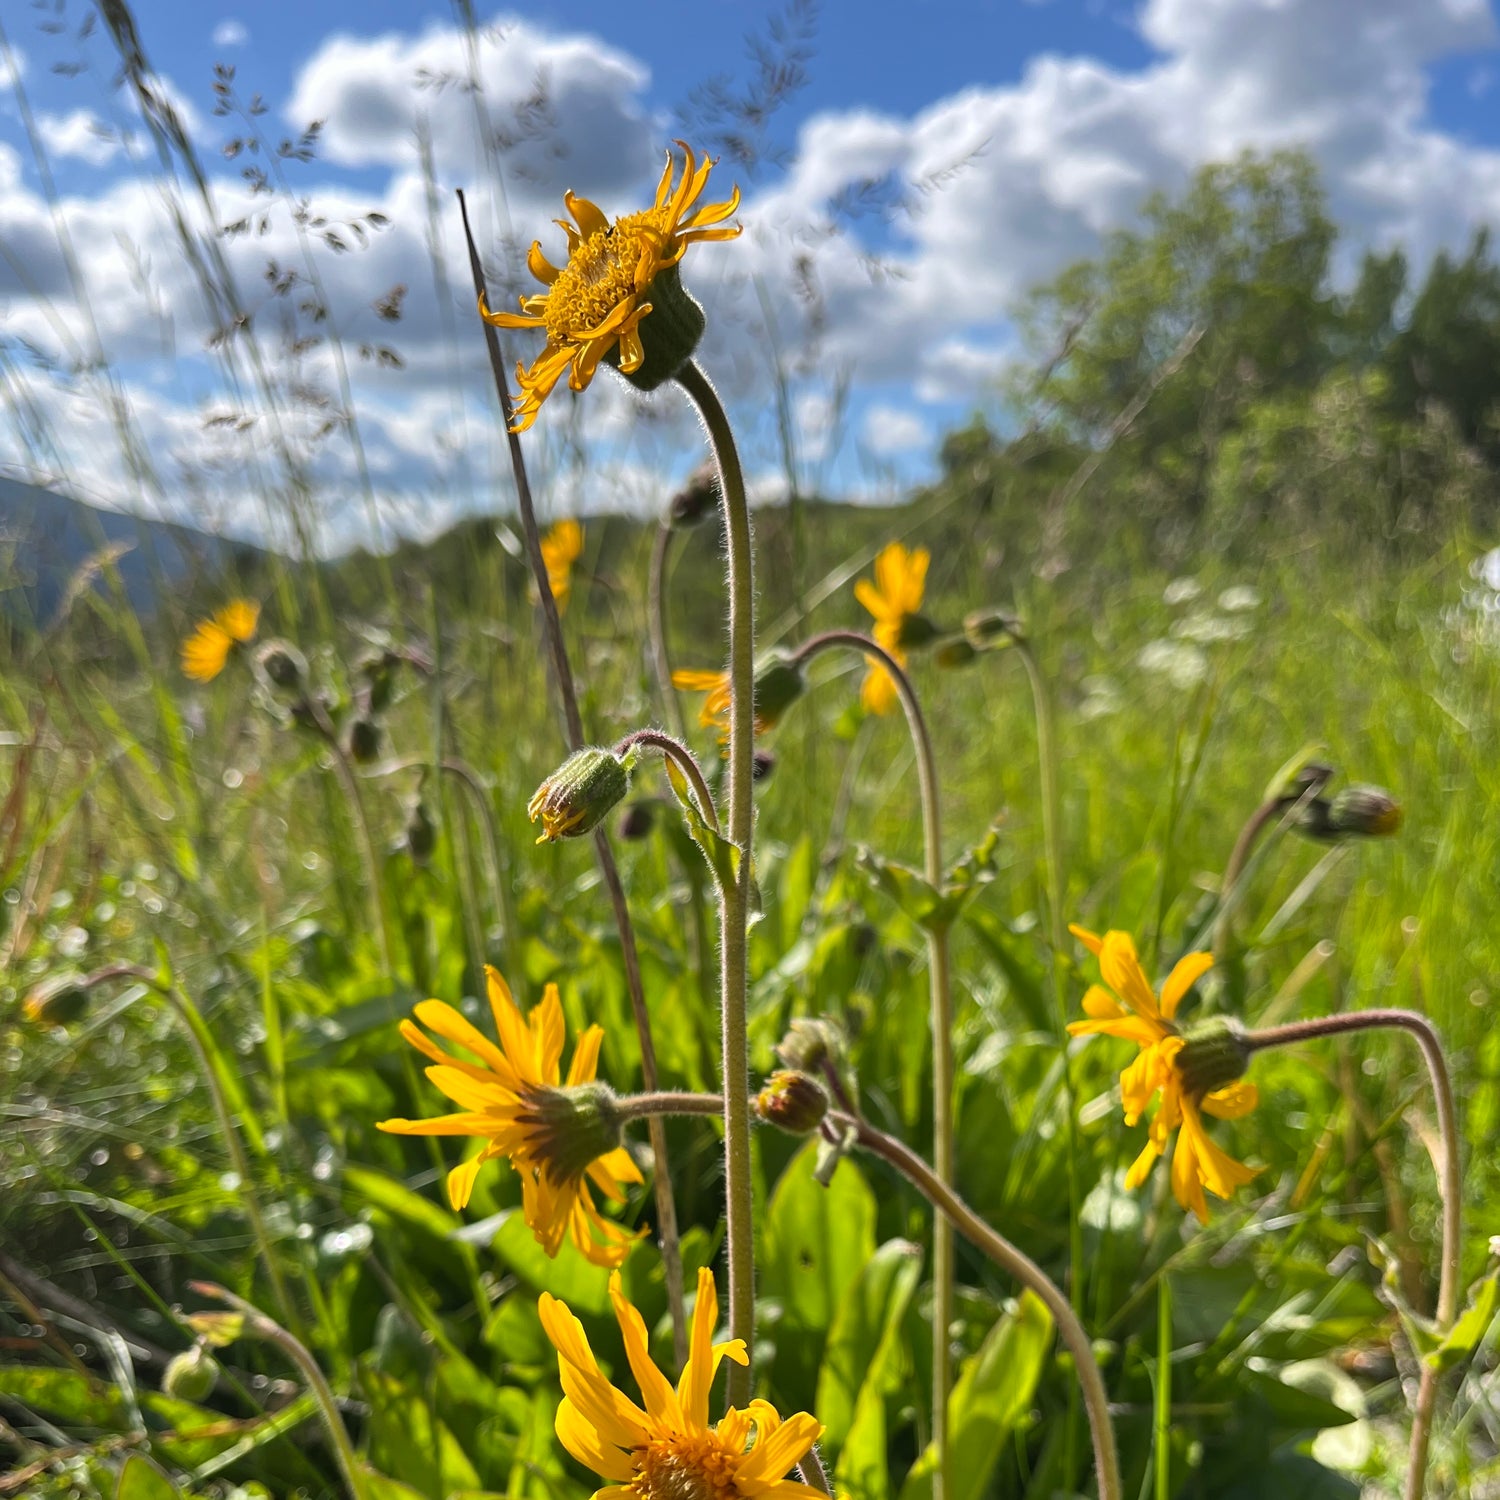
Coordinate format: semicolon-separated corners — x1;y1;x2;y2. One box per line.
0;476;271;627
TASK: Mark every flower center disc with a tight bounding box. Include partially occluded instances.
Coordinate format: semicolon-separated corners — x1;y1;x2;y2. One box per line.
636;1435;738;1500
546;214;661;342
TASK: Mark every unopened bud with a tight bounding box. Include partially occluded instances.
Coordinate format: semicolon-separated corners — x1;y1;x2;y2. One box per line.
23;978;89;1027
752;748;776;783
1175;1017;1251;1098
755;1070;829;1135
618;800;657;841
356;651;397;715
1327;785;1403;838
667;463;720;528
347;717;381;764
752;655;806;732
964;608;1023;649
935;637;978;670
405;801;436;865
256;640;307;691
895;613;940;651
162;1344;219;1402
528;747;632;843
776;1016;845;1075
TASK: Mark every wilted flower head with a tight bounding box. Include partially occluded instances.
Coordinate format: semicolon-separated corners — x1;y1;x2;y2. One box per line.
181;599;259;682
378;967;643;1267
481;142;741;431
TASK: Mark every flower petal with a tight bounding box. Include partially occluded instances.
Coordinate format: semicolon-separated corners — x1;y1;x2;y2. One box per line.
1160;950;1213;1020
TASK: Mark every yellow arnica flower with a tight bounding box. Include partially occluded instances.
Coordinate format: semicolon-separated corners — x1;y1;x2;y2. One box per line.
672;658;805;745
377;966;644;1268
180;598;259;682
541;519;585;612
855;542;929;714
540;1265;826;1499
1068;926;1258;1223
481;141;741;432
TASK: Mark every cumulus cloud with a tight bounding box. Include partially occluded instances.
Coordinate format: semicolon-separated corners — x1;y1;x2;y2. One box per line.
3;0;1500;550
37;110;120;167
213;20;249;49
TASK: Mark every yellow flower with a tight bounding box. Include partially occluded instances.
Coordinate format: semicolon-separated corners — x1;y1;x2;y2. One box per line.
672;657;806;745
481;141;741;431
673;667;734;739
378;967;644;1267
854;542;930;714
539;1265;826;1499
180;598;259;682
541;519;585;612
1068;926;1258;1222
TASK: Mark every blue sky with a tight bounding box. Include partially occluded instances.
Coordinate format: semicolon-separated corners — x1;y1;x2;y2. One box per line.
2;0;1498;551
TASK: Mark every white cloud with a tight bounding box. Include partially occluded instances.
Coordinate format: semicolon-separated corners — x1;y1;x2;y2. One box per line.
213;20;249;48
0;44;24;90
37;110;120;167
863;404;930;457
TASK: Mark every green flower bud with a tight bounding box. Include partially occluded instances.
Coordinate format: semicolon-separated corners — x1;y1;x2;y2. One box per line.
528;747;632;843
1327;785;1403;838
895;612;940;651
162;1344;219;1403
1175;1017;1252;1098
347;717;381;764
255;639;308;691
23;978;89;1027
752;748;776;783
753;655;806;731
776;1016;846;1075
755;1070;829;1135
405;801;436;865
611;263;704;392
964;608;1023;649
617;800;657;841
935;637;978;670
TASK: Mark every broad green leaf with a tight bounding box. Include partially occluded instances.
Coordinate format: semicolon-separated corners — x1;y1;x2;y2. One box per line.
1426;1270;1500;1373
762;1141;876;1334
363;1367;484;1495
822;1239;924;1498
0;1365;127;1427
116;1454;183;1500
490;1209;614;1315
899;1290;1052;1500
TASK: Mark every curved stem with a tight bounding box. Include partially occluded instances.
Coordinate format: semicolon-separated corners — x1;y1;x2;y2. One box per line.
191;1281;366;1500
618;1090;727;1122
1212;797;1283;963
836;1112;1122;1500
459;191;687;1363
614;729;720;832
675;359;756;1407
79;966;296;1334
1247;1010;1459;1500
789;628;953;1495
649;521;689;740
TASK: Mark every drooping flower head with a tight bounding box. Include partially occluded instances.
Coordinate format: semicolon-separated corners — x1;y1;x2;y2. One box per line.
378;967;643;1267
672;655;805;745
540;519;585;612
481;142;741;432
528;746;633;843
1068;926;1258;1222
539;1265;826;1498
855;542;932;714
181;598;260;682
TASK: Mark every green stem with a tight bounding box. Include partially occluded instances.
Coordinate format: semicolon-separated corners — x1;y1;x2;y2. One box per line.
836;1112;1122;1500
191;1282;367;1500
619;1091;727;1122
614;729;720;832
649;521;689;740
1246;1010;1460;1500
460;191;688;1363
674;359;756;1408
79;966;297;1336
789;628;953;1494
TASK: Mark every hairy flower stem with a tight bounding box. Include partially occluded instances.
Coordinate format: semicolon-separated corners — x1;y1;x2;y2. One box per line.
788;628;953;1496
834;1112;1124;1500
1246;1010;1460;1500
459;193;687;1364
191;1282;367;1500
613;730;720;832
798;1448;834;1495
649;521;689;739
79;966;297;1336
675;360;756;1408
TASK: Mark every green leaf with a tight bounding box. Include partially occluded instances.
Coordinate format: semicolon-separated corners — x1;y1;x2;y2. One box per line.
344;1163;462;1242
115;1455;184;1500
762;1141;876;1334
820;1239;923;1497
899;1290;1053;1500
1426;1270;1500;1373
0;1365;127;1427
363;1367;484;1496
490;1209;614;1316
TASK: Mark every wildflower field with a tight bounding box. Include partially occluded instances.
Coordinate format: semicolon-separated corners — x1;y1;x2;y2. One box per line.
5;6;1500;1500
